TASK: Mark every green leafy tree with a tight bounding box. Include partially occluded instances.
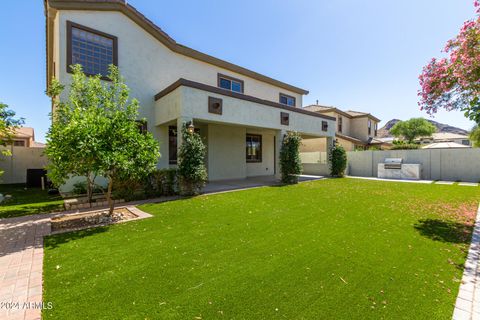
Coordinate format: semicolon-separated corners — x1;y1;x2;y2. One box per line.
390;118;436;143
329;144;347;177
177;123;207;195
46;70;104;204
0;102;24;176
46;65;160;214
469;125;480;147
279;131;302;184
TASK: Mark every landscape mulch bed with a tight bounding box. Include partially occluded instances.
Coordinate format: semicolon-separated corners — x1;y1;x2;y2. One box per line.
51;207;138;234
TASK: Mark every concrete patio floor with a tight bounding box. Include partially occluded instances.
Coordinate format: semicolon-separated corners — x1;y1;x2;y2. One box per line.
202;175;325;194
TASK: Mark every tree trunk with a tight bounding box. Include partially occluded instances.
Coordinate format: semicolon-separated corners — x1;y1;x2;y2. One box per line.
86;174;93;208
106;177;114;216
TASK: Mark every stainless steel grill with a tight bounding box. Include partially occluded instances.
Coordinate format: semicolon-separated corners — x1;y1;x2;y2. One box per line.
383;158;403;169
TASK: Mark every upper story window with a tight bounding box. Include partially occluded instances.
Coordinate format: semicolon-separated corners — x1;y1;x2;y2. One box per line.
368;119;372;135
322;121;328;132
13;140;25;147
67;21;118;79
218;73;244;93
279;93;296;107
374;123;378;136
338;116;343;133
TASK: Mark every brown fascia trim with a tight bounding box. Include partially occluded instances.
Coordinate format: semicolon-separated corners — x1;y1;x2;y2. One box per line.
336;133;365;145
154;79;335;121
46;0;309;95
311;107;381;122
311;107;354;119
350;114;381;122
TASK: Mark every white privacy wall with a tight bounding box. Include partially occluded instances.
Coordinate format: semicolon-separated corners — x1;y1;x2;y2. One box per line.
0;147;48;184
346;149;480;182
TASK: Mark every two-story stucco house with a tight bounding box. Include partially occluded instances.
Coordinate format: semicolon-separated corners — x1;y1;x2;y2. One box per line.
301;105;383;152
44;0;336;182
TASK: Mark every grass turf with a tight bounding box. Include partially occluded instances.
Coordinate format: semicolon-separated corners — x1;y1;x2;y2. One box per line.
0;184;63;219
43;178;479;319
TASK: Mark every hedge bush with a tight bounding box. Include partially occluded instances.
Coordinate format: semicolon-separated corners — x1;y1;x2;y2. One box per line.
390;143;420;150
112;168;179;201
280;131;302;184
177;124;207;195
329;144;347;177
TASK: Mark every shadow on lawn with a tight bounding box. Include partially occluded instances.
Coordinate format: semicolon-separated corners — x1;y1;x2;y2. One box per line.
0;203;63;219
45;226;110;250
414;218;472;244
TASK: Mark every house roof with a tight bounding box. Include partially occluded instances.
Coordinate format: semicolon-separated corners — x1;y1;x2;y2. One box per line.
335;133;365;145
431;132;469;140
422;142;471;149
45;0;309;95
13;127;34;139
367;137;391;145
303;105;381;122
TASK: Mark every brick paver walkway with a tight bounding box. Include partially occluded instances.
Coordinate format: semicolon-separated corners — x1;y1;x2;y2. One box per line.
0;205;153;320
0;215;50;320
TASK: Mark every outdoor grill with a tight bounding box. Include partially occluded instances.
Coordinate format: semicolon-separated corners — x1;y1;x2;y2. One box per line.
383;158;403;170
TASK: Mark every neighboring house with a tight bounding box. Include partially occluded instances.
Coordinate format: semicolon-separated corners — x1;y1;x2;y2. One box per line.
44;0;336;181
8;127;46;148
301;105;386;151
0;127;48;185
417;132;471;146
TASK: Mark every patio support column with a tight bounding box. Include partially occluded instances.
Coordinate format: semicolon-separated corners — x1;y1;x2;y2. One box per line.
326;136;335;175
176;117;193;162
274;129;287;180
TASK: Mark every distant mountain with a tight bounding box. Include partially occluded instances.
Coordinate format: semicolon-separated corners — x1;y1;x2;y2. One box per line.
377;119;469;138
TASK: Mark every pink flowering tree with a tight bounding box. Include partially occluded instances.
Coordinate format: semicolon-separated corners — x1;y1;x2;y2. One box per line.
418;2;480;123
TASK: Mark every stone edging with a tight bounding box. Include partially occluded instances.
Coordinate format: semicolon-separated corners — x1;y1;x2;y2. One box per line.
49;206;153;235
452;203;480;320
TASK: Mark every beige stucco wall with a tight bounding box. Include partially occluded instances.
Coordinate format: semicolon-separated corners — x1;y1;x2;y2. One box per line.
336;137;356;152
205;124;275;180
349;118;369;141
300;136;356;152
53;10;303;122
300;138;327;152
349;117;378;142
246;129;275;177
207;124;246;181
156;86;336;138
0;147;48;184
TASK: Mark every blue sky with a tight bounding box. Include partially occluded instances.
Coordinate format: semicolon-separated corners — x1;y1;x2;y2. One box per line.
0;0;476;142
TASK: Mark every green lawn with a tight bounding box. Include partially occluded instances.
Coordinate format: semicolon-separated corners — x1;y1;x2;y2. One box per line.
43;179;479;319
0;184;63;219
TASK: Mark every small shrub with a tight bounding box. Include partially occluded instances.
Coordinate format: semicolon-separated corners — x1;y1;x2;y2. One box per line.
178;124;207;195
112;177;144;201
329;144;347;177
143;168;178;197
280;131;302;184
72;181;87;195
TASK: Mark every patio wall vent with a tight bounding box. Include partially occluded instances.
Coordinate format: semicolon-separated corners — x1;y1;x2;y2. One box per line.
208;96;223;115
281;112;289;125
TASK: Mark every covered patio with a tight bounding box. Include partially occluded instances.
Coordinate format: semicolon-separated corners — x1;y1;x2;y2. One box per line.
154;78;336;181
202;175;325;193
